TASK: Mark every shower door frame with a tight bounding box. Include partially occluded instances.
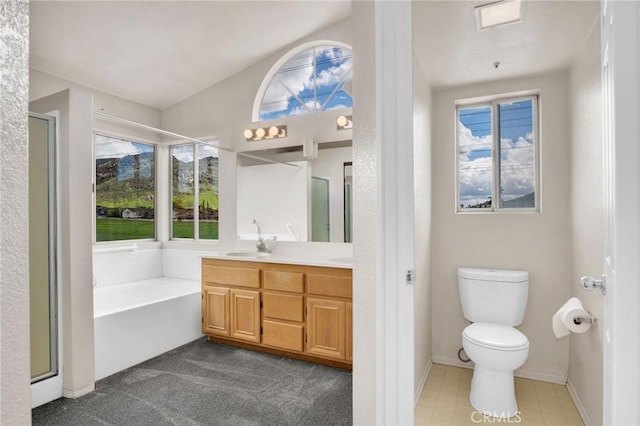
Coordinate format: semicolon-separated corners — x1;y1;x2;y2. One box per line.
29;111;63;407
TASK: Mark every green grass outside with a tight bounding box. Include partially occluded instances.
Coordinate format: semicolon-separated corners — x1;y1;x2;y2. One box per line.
172;220;219;239
96;218;218;241
172;190;219;210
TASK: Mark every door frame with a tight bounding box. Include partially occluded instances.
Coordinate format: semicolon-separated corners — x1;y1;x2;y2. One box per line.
375;1;415;424
601;1;640;424
29;110;64;408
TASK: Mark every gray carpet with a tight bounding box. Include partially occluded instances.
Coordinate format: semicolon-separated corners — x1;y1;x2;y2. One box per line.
32;338;352;426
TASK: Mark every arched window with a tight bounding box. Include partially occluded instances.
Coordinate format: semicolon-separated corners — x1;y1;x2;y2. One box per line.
254;41;353;121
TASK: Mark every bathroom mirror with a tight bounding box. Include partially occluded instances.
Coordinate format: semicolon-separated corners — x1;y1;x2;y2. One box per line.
237;141;352;243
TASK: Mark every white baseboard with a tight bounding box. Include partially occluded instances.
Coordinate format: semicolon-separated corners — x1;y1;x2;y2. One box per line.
415;357;433;406
432;355;568;384
432;355;473;370
567;378;593;426
62;383;95;399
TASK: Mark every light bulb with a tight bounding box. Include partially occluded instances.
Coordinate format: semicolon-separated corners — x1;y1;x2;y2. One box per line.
255;128;266;138
268;126;279;137
243;129;253;139
337;115;348;127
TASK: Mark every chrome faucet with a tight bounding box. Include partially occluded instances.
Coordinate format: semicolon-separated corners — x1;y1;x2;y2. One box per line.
252;219;271;253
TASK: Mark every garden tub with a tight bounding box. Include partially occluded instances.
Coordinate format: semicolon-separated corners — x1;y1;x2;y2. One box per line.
93;277;202;380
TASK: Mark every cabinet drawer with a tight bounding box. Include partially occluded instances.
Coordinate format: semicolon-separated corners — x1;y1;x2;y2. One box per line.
263;270;304;293
307;274;352;298
263;293;303;322
262;320;304;352
203;265;260;288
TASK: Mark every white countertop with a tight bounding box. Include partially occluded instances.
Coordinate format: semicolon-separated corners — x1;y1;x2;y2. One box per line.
202;252;353;269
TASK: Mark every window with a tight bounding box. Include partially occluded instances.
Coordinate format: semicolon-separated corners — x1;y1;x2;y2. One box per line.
256;42;353;121
95;134;155;241
171;143;219;240
457;95;539;212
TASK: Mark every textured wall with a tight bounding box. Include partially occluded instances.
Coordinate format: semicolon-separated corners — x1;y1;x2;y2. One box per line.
0;1;32;423
412;53;433;395
568;18;603;425
351;1;377;423
432;72;572;381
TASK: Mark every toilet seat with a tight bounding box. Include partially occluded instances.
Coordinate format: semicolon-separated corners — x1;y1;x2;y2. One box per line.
463;322;529;351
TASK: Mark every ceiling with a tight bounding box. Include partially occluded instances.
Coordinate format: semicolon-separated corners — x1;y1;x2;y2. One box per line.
29;1;352;110
412;1;600;88
30;1;599;110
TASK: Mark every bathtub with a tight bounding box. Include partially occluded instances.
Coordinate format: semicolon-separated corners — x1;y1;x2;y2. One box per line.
93;277;202;380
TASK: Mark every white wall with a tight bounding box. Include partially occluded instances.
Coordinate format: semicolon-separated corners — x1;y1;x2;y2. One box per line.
431;71;572;382
160;18;353;150
237;161;309;241
351;1;378;423
30;69;162;142
161;18;354;255
31;90;96;398
0;2;31;423
568;18;603;425
413;52;433;396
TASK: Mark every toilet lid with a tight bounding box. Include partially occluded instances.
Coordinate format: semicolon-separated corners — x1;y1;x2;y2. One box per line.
463;322;529;351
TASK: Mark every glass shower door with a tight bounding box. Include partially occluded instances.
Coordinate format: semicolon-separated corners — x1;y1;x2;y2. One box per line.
29;113;58;384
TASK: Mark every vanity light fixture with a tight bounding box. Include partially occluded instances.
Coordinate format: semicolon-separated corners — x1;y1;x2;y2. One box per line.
474;0;525;31
243;125;287;141
336;115;353;130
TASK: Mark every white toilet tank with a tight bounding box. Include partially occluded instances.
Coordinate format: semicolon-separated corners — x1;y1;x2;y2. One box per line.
458;267;529;326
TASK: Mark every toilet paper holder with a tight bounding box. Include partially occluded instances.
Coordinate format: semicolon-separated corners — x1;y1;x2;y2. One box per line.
574;315;597;325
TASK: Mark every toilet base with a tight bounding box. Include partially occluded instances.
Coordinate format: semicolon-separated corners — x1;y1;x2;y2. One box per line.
469;366;518;419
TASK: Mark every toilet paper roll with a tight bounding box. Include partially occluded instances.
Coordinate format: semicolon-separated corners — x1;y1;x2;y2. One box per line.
552;297;591;338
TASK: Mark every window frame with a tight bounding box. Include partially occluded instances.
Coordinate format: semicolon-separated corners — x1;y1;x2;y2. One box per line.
455;93;540;214
252;40;353;122
169;141;220;242
93;131;159;244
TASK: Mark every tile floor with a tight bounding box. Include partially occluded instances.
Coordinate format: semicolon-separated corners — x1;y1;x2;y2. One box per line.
415;364;584;426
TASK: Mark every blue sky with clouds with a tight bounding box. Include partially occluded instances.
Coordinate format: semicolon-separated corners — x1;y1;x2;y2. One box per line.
458;99;535;208
259;46;353;121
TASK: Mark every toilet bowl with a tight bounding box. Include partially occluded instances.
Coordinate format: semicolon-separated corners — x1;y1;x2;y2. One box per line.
463;322;529;418
457;267;530;419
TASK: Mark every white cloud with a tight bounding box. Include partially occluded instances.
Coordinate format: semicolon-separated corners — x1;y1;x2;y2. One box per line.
260;52;314;116
260;47;352;117
457;122;534;206
289;100;321;116
198;144;218;160
457;121;492;159
306;60;352;90
499;136;534;200
95;135;149;159
318;46;351;61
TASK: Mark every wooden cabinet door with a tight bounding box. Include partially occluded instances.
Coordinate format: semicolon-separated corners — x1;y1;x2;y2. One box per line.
306;297;346;360
230;288;261;343
346;302;353;362
203;285;229;337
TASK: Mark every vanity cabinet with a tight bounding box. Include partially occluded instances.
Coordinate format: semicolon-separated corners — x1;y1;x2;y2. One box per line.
262;269;305;352
201;258;352;368
202;261;261;343
202;285;229;336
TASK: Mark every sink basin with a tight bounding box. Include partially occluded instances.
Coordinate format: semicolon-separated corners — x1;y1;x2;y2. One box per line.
225;251;271;258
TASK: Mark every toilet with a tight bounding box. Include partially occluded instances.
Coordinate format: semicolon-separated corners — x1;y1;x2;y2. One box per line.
458;267;530;419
